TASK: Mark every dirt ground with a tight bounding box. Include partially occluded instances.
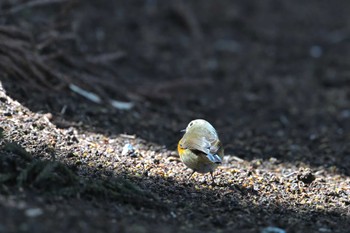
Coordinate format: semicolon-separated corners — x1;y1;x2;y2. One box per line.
0;1;350;232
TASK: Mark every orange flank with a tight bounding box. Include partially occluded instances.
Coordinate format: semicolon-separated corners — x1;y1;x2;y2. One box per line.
177;142;185;156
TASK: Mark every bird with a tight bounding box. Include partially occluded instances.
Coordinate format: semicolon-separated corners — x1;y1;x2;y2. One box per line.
177;119;224;183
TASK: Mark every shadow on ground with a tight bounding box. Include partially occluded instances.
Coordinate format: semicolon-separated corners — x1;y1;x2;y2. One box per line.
0;137;349;233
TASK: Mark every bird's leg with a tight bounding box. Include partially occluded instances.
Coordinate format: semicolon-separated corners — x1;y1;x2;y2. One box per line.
210;171;216;186
188;170;196;181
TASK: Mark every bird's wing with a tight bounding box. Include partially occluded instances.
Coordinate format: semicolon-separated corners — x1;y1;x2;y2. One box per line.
207;139;222;163
209;139;221;154
181;134;222;163
181;135;210;154
181;133;219;155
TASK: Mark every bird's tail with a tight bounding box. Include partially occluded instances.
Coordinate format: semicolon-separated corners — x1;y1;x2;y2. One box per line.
206;153;222;164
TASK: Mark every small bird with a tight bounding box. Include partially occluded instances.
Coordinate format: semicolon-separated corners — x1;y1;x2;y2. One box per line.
178;119;224;183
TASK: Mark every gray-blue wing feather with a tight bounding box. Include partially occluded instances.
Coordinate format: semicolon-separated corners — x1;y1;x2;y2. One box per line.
181;133;222;163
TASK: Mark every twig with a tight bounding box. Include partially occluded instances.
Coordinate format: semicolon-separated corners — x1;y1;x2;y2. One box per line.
120;134;136;139
69;84;102;104
85;52;126;64
0;26;31;41
8;0;69;14
171;0;202;40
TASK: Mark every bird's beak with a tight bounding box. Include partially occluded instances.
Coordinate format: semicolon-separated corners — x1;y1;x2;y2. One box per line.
180;129;186;132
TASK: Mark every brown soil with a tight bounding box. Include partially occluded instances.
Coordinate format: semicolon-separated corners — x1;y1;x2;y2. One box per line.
0;1;349;232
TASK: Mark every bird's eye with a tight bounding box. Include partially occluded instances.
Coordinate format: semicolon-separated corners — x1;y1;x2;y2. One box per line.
189;122;193;127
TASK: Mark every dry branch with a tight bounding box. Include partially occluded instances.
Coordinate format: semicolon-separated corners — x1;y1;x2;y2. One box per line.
7;0;69;14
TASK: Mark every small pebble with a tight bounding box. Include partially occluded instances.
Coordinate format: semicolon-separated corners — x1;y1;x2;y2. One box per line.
25;208;43;217
121;143;137;157
261;226;286;233
309;45;323;58
297;168;316;184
